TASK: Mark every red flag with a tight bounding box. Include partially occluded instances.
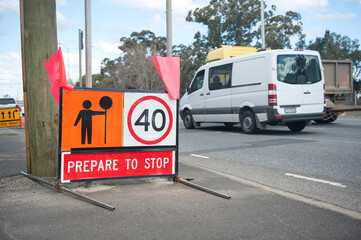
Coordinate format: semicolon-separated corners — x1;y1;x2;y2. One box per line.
151;56;180;99
44;47;74;105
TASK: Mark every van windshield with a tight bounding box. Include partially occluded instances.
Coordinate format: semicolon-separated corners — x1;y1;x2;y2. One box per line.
277;55;322;84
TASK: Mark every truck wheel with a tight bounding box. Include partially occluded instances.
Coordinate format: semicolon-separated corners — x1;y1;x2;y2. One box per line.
183;110;195;129
315;110;339;124
323;110;339;123
241;111;258;134
287;121;306;132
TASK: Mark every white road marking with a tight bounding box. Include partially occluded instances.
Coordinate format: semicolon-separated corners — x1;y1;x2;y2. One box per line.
190;154;210;159
181;161;360;219
285;173;346;188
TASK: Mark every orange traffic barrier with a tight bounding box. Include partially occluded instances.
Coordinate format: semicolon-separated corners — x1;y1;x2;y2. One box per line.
20;116;24;128
19;106;24;128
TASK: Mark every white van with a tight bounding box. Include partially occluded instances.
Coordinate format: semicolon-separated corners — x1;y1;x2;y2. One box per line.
180;49;326;133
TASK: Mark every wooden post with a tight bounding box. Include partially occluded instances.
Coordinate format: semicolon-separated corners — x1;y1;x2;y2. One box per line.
20;0;59;177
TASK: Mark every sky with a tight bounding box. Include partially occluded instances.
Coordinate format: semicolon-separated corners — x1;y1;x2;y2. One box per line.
1;0;361;101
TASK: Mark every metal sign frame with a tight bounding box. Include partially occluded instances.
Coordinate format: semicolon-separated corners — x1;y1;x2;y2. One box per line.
58;87;179;183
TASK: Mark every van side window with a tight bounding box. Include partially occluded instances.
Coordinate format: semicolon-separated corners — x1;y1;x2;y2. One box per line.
189;70;205;93
209;63;232;90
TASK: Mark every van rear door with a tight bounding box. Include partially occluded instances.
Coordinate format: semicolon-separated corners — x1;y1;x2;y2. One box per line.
276;54;323;115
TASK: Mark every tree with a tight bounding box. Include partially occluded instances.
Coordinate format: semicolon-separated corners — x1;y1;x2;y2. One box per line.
260;9;303;49
186;0;303;49
307;30;361;93
100;30;166;91
173;32;209;95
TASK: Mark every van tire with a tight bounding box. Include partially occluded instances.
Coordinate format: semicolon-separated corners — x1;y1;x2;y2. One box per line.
241;111;258;134
287;121;306;132
183;110;195;129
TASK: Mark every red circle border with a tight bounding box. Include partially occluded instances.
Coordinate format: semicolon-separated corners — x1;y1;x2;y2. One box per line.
127;96;173;145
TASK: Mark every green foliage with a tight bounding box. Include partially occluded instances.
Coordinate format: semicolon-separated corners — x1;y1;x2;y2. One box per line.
186;0;260;48
261;10;303;49
96;1;360;95
100;30;166;91
119;30;167;57
186;0;303;49
173;32;209;95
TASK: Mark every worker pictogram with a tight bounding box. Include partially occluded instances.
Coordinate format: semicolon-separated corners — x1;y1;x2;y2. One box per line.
61;89;123;151
73;96;113;144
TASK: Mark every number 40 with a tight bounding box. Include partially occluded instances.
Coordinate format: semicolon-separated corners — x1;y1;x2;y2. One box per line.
134;109;166;132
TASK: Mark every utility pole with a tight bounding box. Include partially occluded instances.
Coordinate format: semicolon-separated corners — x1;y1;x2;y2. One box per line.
20;0;58;177
261;0;266;50
166;0;172;57
85;0;92;87
79;29;83;87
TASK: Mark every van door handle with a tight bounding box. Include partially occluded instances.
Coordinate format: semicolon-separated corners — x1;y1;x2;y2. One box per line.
304;91;311;94
206;92;211;95
200;93;204;96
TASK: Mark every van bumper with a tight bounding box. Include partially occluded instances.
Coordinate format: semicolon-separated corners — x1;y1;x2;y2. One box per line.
266;107;325;123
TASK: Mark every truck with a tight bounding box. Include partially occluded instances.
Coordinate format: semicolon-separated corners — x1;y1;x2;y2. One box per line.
317;59;361;123
205;46;361;123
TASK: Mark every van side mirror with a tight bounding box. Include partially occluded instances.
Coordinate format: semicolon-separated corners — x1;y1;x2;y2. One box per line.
186;83;191;93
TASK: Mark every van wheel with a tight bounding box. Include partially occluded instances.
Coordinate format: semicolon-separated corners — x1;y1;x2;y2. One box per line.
183;110;195;129
287;121;306;132
241;111;258;134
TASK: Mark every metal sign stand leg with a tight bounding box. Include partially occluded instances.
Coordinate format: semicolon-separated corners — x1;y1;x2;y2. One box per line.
174;176;231;200
20;171;115;211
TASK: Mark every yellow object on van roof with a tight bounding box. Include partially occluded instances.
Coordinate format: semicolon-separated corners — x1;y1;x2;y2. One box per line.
206;45;271;63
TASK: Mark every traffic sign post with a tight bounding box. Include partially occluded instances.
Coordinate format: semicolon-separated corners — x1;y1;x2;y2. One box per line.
59;88;178;183
0;107;21;128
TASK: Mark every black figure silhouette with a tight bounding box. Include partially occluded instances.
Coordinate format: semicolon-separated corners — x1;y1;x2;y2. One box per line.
74;100;105;144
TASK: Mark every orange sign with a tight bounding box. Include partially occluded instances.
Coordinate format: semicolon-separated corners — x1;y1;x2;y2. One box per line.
61;89;123;151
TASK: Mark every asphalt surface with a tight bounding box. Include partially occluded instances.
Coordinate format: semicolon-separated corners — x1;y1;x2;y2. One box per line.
179;116;361;214
1;125;361;240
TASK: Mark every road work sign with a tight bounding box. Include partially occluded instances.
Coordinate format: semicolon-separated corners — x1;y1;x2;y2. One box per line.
0;107;21;128
59;88;178;183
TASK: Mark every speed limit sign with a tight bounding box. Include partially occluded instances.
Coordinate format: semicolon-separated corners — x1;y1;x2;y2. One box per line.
123;92;177;146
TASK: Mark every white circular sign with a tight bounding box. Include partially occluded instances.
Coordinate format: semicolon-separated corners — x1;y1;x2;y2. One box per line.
123;93;176;146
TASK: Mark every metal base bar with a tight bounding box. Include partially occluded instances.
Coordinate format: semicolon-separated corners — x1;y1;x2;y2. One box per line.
176;177;231;200
20;172;115;211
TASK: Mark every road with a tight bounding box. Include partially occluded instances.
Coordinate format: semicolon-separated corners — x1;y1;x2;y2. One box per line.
0;127;26;179
1;117;361;239
179;116;361;214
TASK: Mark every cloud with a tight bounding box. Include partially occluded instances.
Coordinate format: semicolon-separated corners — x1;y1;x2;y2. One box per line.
56;11;78;32
0;52;22;99
105;0;206;17
0;0;18;14
268;0;329;11
147;14;165;29
56;0;67;7
96;41;122;59
313;12;357;20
